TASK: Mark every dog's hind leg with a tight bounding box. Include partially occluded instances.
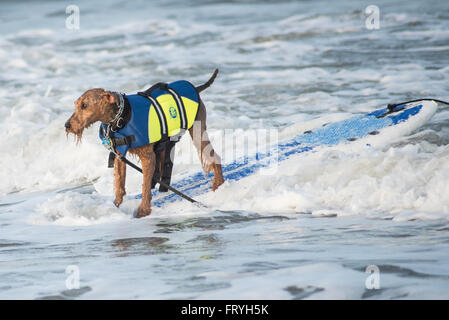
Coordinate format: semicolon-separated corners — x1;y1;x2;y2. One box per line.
113;155;126;207
134;145;156;218
189;99;224;191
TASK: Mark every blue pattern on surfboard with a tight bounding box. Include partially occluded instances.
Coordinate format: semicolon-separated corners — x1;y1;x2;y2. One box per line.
134;103;423;207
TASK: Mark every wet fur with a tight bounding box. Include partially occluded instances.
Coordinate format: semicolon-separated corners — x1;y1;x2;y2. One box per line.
65;72;224;217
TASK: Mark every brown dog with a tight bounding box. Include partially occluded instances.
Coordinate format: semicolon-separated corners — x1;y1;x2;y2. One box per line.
65;70;224;217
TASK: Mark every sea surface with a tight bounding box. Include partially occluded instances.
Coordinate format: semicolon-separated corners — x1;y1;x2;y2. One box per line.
0;0;449;299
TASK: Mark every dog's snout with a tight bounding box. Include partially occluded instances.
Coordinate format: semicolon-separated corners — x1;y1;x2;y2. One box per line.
65;121;71;129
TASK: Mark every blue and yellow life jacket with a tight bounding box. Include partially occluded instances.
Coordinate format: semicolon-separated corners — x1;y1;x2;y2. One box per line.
99;80;200;156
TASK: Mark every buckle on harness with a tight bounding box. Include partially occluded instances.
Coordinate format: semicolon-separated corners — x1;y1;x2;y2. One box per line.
102;138;114;150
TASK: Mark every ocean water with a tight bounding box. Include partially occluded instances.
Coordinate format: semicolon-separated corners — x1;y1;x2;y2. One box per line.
1;0;449;299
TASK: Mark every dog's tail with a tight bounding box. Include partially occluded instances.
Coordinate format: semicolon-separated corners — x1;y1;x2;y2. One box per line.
196;69;219;93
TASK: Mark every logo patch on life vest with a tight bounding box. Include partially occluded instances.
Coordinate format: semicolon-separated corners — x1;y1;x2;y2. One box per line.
169;106;177;119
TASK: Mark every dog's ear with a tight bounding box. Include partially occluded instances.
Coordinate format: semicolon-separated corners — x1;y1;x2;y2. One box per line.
101;91;118;105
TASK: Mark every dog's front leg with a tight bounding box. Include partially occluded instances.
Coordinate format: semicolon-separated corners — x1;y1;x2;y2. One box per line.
136;145;156;218
113;155;126;207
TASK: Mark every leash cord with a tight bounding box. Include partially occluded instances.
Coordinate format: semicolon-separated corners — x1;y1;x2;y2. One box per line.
116;154;206;208
388;98;449;109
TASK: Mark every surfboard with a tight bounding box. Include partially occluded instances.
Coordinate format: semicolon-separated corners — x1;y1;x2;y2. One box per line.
134;100;437;207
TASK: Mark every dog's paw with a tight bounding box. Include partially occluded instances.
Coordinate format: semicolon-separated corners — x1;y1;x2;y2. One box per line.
113;197;123;208
212;177;224;191
136;205;152;218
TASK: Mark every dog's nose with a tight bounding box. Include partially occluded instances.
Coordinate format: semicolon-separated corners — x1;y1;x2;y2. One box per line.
65;121;71;129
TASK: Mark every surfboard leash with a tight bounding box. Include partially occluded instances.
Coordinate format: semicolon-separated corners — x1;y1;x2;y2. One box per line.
115;153;207;208
377;98;449;118
387;98;449;110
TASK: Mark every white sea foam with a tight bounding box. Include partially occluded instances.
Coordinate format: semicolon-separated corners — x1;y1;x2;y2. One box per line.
1;0;449;300
32;192;129;226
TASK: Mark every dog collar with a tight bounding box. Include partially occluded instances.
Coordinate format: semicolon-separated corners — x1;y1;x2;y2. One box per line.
109;92;125;132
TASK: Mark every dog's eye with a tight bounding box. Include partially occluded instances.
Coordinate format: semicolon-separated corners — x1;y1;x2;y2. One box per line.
81;103;87;110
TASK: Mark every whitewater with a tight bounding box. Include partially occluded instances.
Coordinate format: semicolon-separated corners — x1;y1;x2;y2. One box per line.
1;0;449;299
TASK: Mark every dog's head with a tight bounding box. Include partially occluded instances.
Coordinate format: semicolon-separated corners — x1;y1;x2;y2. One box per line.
65;88;118;142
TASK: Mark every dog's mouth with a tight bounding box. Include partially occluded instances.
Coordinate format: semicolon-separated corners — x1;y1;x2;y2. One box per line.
65;118;96;144
66;128;83;144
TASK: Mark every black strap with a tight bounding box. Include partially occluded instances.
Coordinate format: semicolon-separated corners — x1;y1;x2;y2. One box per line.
166;88;187;131
141;82;169;96
160;142;176;192
138;82;189;136
108;152;116;168
151;141;176;192
138;92;168;138
112;135;135;147
377;105;406;118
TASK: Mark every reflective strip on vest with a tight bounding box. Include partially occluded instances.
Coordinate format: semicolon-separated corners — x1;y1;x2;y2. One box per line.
147;92;198;143
99;80;200;156
146;94;167;142
167;88;187;130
